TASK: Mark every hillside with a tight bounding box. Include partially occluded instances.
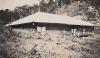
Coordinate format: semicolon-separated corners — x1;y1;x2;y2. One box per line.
0;28;98;58
0;0;100;58
0;0;100;25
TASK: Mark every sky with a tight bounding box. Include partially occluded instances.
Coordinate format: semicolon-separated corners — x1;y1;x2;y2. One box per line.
0;0;42;10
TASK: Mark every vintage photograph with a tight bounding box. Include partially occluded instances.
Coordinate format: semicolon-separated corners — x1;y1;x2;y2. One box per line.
0;0;100;58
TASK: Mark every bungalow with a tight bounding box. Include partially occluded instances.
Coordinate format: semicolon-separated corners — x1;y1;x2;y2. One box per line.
5;12;97;35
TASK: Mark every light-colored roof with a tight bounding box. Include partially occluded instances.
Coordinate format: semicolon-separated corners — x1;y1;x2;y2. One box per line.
73;15;83;20
5;12;97;26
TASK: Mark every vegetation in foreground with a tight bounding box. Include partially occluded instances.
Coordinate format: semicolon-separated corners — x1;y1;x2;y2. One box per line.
0;28;100;58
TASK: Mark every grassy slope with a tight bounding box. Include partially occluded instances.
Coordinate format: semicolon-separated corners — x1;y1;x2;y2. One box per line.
9;29;100;58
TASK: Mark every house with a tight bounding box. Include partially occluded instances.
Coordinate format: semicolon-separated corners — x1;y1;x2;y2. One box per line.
5;12;97;35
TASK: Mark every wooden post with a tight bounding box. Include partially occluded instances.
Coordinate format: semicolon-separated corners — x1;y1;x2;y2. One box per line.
83;29;85;34
71;29;74;34
33;23;34;25
73;29;76;36
71;28;76;35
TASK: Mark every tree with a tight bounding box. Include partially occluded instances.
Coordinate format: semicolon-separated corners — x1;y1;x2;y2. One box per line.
0;9;13;24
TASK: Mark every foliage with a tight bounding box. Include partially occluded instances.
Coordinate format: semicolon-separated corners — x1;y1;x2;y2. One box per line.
0;25;15;58
0;9;12;24
0;0;100;24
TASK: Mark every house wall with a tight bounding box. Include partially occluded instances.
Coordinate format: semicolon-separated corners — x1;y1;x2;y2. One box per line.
34;22;94;35
10;22;95;35
35;22;72;31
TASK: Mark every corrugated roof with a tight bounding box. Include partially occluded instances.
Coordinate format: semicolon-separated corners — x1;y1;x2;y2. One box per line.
5;12;97;26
